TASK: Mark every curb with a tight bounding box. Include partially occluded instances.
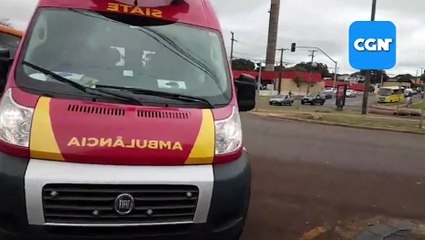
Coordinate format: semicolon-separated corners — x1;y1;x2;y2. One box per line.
336;217;425;240
299;217;425;240
250;112;425;136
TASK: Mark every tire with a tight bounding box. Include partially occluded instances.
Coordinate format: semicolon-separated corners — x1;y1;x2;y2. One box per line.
320;102;325;105
301;102;305;105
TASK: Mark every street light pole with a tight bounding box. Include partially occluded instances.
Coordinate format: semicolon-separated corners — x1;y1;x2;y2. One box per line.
362;0;378;115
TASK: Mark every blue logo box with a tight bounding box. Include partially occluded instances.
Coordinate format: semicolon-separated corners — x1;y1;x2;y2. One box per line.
349;21;397;70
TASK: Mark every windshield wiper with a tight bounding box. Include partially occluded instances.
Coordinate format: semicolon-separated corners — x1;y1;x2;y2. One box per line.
22;61;143;105
70;10;227;100
95;84;214;108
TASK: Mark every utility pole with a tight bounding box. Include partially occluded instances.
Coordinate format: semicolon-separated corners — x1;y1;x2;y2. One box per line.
362;0;378;115
258;60;263;97
380;73;384;86
277;48;287;94
307;50;317;96
333;61;338;91
230;32;236;64
371;0;377;21
296;45;338;92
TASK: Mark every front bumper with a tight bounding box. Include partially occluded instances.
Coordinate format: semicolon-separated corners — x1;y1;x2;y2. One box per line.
0;151;251;240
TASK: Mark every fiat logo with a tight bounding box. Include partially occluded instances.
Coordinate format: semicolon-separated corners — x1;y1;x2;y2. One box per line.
114;193;135;215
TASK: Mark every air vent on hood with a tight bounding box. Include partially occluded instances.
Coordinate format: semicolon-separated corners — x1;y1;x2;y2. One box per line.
137;110;190;119
68;105;126;116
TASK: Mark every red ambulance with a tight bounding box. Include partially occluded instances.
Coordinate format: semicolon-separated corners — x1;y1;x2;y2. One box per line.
0;0;256;239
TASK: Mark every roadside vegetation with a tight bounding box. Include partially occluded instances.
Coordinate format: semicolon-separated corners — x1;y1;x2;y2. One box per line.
254;96;425;134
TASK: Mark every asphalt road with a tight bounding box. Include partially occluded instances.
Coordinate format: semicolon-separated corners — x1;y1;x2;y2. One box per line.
322;93;423;110
323;95;365;109
240;113;425;239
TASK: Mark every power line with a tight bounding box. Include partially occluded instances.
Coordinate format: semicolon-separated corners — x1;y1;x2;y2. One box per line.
233;55;293;66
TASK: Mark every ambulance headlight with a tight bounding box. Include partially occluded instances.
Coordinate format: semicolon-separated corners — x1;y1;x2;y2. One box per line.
215;107;242;155
0;89;33;147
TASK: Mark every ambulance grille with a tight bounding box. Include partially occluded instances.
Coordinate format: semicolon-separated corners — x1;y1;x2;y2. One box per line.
68;105;126;116
42;184;199;225
137;110;190;119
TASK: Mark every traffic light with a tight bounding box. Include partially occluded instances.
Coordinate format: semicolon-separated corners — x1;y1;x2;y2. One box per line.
291;43;296;52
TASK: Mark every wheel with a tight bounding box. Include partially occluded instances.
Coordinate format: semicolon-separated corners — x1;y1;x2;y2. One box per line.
320;102;325;105
301;102;305;105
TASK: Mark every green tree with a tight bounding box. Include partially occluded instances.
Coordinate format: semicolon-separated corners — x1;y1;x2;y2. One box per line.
395;74;413;83
290;62;330;78
274;65;286;72
286;65;307;72
420;74;425;83
293;76;304;109
293;76;303;88
231;58;256;71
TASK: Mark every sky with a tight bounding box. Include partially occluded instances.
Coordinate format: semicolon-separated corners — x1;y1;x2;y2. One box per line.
2;0;425;77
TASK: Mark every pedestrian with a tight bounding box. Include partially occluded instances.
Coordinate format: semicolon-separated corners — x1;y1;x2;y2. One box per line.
406;96;413;108
288;90;292;97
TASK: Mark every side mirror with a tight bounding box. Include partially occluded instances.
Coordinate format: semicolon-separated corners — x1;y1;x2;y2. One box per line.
0;48;12;93
235;74;256;112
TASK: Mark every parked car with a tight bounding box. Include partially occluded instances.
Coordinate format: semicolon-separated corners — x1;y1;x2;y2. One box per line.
404;88;417;97
325;87;337;94
346;89;357;98
301;94;326;105
322;89;334;99
269;95;294;106
404;89;414;97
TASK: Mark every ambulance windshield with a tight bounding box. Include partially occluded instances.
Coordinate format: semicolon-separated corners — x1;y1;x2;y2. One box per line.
18;8;231;106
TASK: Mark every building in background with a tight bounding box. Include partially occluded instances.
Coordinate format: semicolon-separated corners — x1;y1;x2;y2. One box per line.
232;70;324;96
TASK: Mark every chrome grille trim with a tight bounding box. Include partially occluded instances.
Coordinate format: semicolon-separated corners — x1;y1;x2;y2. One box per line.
44;221;193;227
42;184;199;224
25;159;214;226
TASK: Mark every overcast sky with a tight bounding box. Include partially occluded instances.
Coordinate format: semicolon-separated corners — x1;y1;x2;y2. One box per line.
2;0;425;76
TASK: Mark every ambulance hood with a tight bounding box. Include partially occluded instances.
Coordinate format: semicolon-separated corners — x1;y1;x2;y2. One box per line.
29;97;216;165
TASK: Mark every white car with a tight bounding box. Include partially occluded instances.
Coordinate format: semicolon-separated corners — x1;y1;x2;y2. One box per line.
346;89;357;98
